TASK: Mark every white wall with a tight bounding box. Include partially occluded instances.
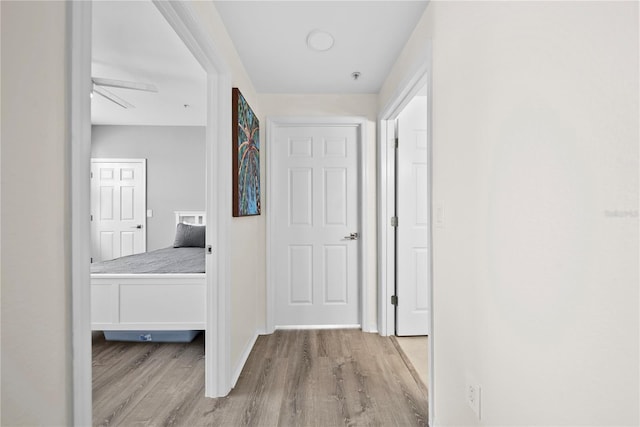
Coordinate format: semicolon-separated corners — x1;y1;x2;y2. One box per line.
381;2;639;425
91;125;206;251
1;1;72;424
259;94;379;331
190;1;266;376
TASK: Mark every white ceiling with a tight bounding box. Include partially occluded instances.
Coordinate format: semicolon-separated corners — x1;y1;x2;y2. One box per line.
91;1;428;125
214;1;429;94
91;1;206;126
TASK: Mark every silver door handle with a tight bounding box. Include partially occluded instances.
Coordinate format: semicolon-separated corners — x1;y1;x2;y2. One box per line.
132;224;143;229
344;232;359;240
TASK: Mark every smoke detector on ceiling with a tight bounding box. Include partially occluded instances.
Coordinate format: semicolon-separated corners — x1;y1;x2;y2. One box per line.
307;30;334;52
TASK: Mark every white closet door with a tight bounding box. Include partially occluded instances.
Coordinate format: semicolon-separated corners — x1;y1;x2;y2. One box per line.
91;159;146;262
272;125;360;327
397;96;430;336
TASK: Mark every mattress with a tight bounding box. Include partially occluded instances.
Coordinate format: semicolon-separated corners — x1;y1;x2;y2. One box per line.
90;247;205;274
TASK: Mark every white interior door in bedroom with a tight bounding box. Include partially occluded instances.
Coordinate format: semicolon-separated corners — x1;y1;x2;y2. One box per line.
396;95;430;336
91;158;147;262
272;124;360;328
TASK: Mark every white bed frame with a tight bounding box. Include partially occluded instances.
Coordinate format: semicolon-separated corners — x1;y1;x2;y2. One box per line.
91;212;206;331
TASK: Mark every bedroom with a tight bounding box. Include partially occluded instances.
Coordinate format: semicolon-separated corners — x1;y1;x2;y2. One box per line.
90;0;207;262
88;0;209;401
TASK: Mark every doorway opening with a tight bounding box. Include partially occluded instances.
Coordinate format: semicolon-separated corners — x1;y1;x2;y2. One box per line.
70;1;232;424
394;87;430;337
392;85;430;391
377;41;433;426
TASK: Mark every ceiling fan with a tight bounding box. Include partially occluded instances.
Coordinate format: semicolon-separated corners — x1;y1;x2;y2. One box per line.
91;77;158;109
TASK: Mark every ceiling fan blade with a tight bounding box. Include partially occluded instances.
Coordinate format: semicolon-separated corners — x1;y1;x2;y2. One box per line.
92;77;158;93
93;85;135;109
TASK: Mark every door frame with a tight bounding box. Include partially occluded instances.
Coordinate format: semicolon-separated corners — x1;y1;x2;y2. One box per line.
265;116;370;333
377;41;434;425
90;158;147;260
70;2;233;424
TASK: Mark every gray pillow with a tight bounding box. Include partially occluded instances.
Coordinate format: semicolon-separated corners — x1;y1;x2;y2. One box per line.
173;223;205;248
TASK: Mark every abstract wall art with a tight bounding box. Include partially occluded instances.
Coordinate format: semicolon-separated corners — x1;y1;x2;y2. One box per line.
232;88;261;217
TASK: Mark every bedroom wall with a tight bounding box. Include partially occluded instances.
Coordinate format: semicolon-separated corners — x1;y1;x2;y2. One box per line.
91;125;206;251
258;94;379;332
1;1;72;425
190;1;267;379
380;1;639;425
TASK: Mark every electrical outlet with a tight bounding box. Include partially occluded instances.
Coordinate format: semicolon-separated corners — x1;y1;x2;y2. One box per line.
466;384;481;420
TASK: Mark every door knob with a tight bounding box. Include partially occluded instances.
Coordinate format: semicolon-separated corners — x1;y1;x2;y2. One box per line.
344;232;359;240
132;224;143;229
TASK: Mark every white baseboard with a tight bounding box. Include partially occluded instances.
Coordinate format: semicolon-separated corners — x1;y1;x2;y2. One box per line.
275;324;361;330
361;322;379;334
231;330;260;388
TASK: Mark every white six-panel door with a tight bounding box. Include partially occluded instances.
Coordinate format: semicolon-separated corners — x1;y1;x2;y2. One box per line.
396;96;430;336
91;159;146;262
273;125;360;327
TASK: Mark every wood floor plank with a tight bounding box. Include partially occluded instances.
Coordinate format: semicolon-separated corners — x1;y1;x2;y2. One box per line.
93;329;429;426
123;339;205;426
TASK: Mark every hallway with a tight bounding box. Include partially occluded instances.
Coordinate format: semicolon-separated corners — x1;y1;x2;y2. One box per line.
93;329;428;426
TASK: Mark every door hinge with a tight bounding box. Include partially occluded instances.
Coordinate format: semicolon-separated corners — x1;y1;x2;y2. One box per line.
391;216;398;227
206;245;213;255
90;214;93;221
391;295;398;305
394;137;399;149
90;257;93;263
90;171;93;179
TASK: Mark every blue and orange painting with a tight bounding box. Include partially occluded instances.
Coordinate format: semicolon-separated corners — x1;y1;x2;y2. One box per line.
233;88;260;217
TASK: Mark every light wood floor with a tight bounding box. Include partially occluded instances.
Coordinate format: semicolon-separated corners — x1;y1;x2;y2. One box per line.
93;329;428;426
393;336;428;386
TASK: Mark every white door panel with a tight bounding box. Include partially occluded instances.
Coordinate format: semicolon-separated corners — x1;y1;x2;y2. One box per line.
273;125;359;327
91;159;146;262
397;96;430;336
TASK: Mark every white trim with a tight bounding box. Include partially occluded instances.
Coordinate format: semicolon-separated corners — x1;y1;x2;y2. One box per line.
265;116;369;334
275;324;361;330
377;119;396;337
71;2;233;423
231;331;260;387
90;158;146;163
70;2;92;424
377;41;434;427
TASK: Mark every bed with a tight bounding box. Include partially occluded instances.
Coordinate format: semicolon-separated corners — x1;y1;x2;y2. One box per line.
91;211;206;337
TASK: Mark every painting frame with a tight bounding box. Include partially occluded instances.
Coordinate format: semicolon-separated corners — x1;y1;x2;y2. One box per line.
232;88;261;217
